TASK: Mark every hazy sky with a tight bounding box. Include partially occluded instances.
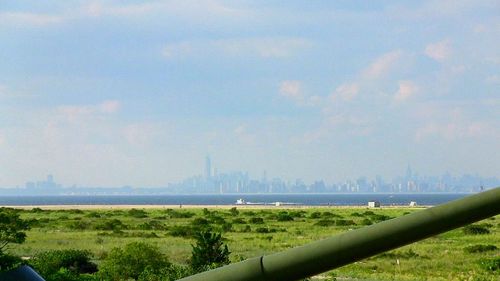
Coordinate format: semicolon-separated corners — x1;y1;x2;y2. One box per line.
1;1;499;187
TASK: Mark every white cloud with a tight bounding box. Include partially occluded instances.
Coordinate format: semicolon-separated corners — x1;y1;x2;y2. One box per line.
425;40;452;62
279;80;303;100
394;80;418;102
57;100;121;122
161;42;194;59
0;132;5;146
99;100;121;113
278;80;322;106
214;37;311;58
162;37;312;59
234;125;256;145
331;83;359;101
485;74;500;84
363;50;403;78
416;121;496;141
0;12;64;26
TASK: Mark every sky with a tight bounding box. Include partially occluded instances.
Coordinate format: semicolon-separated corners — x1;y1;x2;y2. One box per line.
0;0;499;187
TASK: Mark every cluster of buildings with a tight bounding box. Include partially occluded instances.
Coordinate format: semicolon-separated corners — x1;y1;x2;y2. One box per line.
10;157;498;195
166;157;498;194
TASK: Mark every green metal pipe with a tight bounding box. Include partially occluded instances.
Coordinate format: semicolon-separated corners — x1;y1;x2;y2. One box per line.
178;187;500;281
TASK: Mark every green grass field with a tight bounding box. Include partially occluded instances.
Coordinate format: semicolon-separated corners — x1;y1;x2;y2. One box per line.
9;206;500;280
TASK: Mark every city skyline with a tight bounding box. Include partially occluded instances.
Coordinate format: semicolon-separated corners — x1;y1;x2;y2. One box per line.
1;1;499;187
5;156;499;194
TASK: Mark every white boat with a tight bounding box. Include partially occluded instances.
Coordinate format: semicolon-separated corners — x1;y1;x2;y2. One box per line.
235;198;246;205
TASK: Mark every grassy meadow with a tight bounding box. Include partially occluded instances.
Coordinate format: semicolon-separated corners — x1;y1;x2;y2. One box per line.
7;206;500;281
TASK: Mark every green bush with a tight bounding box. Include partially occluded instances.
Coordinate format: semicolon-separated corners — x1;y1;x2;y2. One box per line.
168;225;195;238
99;242;170;280
94;219;128;231
335;219;356;226
232;218;246;224
191;218;210;227
322;212;342;218
249;217;264;224
138;220;167;231
127;209;148;218
463;225;490;235
0;252;22;272
309;212;321;219
464;244;498;253
67;220;91;230
255;227;269;233
229;207;239;216
190;231;230;273
276;212;294;222
166;210;195;218
314;219;335;227
478;257;500;272
360;218;373;225
210;216;226;225
138;264;192;281
30;249;97;278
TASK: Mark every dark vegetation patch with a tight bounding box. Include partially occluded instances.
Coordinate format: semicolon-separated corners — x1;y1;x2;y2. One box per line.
376;249;426;259
463;244;498;253
478;257;500;272
462;225;490;235
249;217;265;224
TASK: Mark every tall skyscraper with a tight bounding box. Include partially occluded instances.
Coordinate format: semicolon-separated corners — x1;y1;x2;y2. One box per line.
205;156;212;180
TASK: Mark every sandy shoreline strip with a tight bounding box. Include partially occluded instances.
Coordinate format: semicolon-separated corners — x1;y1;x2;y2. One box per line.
1;204;427;210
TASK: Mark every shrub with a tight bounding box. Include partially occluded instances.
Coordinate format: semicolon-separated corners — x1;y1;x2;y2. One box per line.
232;218;246;224
360;218;373;225
67;220;91;230
128;209;148;218
100;242;170;280
0;208;31;251
210;216;226;225
94;219;128;231
289;211;306;218
335;219;356;226
229;207;239;216
191;218;210;227
221;222;233;232
138;264;192;281
240;225;251;232
249;217;264;224
276;212;294;222
0;252;22;272
464;244;498;253
30;249;97;278
138;220;167;231
243;211;256;216
463;225;490;235
309;212;321;219
166;210;195;219
255;227;269;233
314;219;335;227
478;257;500;272
84;212;101;218
322;212;342;218
168;226;194;238
190;231;230;273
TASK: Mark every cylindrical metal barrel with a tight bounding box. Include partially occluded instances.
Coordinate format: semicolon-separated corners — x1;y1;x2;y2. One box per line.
178;187;500;281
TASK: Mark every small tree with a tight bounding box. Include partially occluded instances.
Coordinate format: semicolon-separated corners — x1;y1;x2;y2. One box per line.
0;208;30;252
30;249;97;278
99;242;170;280
0;208;30;272
190;231;230;272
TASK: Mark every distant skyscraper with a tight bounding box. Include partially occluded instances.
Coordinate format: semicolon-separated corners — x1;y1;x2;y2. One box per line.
205;156;212;179
406;164;412;180
47;174;54;183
